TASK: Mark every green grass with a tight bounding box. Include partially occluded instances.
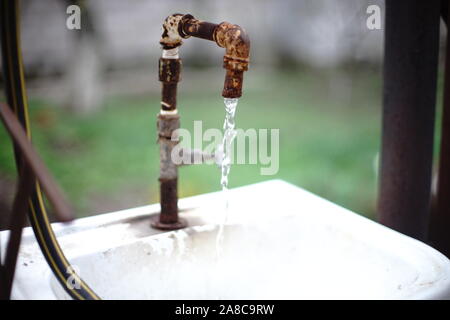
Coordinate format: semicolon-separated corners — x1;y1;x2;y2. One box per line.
0;68;385;218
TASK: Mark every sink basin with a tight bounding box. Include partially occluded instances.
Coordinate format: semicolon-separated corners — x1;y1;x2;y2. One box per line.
3;180;450;299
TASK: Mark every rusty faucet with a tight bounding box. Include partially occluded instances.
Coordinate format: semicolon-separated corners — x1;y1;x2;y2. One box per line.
151;14;250;230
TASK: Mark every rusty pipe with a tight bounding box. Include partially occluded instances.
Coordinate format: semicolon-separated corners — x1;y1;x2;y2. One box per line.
153;14;249;230
377;0;440;241
160;13;250;98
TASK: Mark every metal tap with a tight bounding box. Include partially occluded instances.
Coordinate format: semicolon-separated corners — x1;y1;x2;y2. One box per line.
151;14;250;230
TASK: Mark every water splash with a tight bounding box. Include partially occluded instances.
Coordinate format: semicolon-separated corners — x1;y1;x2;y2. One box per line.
216;98;239;259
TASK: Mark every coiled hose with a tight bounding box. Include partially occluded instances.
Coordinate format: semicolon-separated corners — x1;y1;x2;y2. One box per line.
0;0;100;300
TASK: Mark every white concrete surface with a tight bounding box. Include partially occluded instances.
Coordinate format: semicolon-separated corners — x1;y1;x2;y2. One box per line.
2;180;450;299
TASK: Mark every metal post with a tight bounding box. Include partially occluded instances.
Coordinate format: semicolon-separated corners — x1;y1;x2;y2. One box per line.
377;0;440;241
429;3;450;257
1;164;34;300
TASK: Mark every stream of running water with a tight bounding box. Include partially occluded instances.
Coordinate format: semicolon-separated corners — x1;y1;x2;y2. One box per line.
215;98;239;259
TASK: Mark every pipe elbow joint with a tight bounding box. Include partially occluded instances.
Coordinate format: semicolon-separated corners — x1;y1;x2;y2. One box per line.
160;14;185;49
214;22;250;98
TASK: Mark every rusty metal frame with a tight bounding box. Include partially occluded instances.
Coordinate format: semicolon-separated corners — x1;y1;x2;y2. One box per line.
0;103;73;299
0;102;74;299
377;0;440;241
0;0;99;300
0;163;34;300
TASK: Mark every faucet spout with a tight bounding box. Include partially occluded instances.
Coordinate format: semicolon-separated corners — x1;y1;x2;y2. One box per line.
214;21;250;98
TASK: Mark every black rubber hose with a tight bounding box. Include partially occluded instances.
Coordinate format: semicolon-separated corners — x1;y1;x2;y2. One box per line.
0;0;100;300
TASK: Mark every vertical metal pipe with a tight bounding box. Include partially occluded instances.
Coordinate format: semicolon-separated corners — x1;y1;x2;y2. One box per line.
1;164;34;300
151;51;186;230
429;4;450;257
377;0;440;241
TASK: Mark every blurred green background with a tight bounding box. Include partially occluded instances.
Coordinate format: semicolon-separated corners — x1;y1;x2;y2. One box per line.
0;66;445;223
0;67;386;219
0;0;445;227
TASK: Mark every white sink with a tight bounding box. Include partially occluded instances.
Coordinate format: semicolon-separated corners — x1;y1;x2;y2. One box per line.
3;180;450;299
